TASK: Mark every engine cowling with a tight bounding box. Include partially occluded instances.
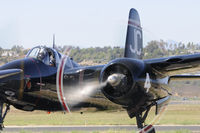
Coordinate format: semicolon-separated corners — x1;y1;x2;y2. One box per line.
100;58;146;106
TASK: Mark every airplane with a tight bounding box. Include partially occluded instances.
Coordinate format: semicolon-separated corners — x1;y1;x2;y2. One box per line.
0;8;199;133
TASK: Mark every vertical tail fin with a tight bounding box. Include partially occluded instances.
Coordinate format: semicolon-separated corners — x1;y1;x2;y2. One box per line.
124;8;143;59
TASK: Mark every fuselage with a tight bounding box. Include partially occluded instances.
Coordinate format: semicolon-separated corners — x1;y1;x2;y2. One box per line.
0;46;171;113
0;46;108;111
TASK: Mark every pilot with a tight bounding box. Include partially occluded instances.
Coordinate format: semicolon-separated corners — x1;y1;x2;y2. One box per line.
37;48;49;65
49;54;55;67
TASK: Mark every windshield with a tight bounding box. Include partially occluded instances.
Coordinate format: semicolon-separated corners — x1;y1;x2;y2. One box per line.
26;47;50;66
28;48;40;58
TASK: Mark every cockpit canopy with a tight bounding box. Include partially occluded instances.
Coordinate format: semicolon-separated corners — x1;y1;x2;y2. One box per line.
26;46;79;69
26;46;61;67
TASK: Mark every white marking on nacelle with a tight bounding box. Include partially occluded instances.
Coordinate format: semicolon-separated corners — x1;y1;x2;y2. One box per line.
144;73;151;93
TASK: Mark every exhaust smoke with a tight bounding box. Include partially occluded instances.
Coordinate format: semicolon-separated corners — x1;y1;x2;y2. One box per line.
63;81;107;108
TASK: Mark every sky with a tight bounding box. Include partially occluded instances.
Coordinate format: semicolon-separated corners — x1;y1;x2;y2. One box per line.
0;0;200;49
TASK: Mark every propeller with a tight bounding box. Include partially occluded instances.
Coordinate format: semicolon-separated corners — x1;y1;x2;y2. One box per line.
56;46;108;112
56;45;73;112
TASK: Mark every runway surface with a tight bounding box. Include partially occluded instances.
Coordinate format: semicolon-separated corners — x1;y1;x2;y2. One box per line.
2;125;200;132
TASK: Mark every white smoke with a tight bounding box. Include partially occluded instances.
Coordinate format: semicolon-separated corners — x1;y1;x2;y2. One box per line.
63;81;107;108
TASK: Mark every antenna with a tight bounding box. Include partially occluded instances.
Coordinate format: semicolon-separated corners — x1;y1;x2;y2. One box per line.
53;34;55;49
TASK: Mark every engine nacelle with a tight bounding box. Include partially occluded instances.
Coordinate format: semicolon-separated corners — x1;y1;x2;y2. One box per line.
100;58;146;106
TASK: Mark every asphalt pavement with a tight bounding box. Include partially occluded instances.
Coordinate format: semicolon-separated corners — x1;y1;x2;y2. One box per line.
2;125;200;132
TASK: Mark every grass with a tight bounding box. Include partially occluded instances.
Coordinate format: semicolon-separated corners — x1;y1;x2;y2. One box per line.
144;104;200;125
4;104;200;126
4;110;133;126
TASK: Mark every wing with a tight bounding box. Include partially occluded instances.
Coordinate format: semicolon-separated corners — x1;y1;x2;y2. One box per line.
0;69;23;81
62;65;119;109
169;74;200;81
64;65;104;78
144;53;200;77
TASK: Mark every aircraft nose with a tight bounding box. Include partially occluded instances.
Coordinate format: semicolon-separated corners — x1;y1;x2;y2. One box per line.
0;68;24;100
107;74;120;86
107;74;126;87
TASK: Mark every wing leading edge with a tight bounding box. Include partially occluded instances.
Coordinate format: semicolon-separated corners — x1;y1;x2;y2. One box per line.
0;69;23;84
144;53;200;78
0;69;22;79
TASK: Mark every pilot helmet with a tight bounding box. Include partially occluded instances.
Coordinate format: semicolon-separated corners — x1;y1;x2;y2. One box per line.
38;48;47;61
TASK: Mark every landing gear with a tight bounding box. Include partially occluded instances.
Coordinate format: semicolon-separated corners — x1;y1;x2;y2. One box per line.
127;106;156;133
135;108;156;133
0;102;10;130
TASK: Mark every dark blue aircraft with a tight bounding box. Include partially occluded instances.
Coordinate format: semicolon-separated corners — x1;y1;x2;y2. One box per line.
0;8;199;133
